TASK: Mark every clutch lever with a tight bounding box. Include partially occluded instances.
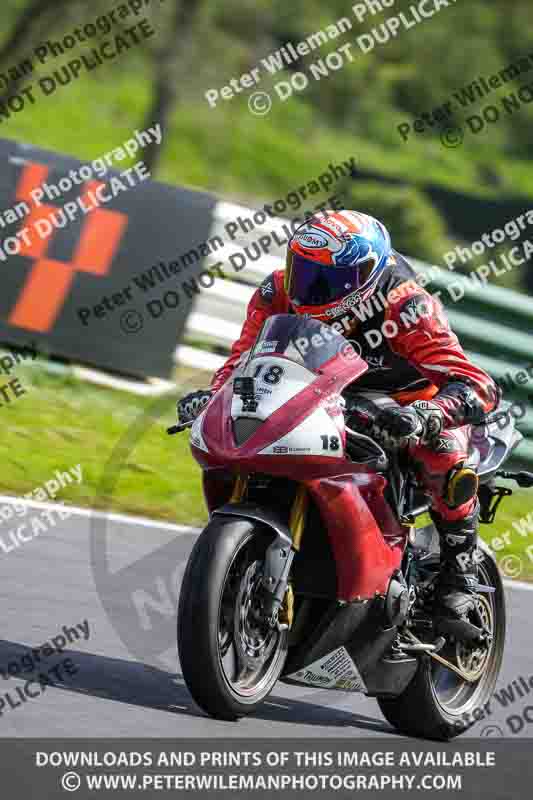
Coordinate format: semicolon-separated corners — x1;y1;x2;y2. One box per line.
345;425;389;469
167;419;194;435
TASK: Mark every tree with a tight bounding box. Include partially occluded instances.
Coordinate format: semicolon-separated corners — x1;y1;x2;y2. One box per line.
0;0;71;104
140;0;204;172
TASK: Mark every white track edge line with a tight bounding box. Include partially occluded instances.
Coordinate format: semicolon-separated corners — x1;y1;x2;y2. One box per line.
0;495;200;535
2;494;532;590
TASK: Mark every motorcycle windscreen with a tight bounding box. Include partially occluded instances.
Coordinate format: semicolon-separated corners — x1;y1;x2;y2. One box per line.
246;313;364;377
230;314;365;446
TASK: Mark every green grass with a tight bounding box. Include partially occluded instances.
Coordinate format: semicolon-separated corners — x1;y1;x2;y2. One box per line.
0;360;210;526
0;51;529;293
2;361;533;579
479;489;533;582
3;60;532;213
0;59;527;294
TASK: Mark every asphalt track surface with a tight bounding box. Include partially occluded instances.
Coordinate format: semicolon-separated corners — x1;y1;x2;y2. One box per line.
1;497;532;739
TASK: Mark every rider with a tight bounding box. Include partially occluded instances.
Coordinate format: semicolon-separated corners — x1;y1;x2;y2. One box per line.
178;210;501;624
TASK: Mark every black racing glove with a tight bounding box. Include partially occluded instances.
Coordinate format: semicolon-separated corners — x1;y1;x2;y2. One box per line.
177;389;213;423
373;400;443;449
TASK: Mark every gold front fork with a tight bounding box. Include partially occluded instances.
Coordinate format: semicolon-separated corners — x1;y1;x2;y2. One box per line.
229;474;247;503
289;484;308;551
280;485;308;628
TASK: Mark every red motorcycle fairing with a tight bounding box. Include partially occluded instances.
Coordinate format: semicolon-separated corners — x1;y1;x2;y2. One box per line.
196;350;365;476
192;345;408;603
307;475;406;601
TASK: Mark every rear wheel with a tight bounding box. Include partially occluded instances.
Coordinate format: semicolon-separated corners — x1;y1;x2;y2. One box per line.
178;516;288;720
377;546;505;740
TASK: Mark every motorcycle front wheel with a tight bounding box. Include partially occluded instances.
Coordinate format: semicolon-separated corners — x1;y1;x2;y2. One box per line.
177;515;288;720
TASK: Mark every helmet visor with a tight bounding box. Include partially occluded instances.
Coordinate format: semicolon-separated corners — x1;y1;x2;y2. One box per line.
285;251;377;307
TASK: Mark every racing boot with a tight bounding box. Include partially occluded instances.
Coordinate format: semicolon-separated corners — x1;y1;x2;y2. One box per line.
431;503;480;623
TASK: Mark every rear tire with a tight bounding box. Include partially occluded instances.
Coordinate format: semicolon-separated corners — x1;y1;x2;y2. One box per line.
377;546;505;740
178;515;288;720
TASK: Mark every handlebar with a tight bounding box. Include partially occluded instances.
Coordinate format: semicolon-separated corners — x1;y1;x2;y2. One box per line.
167;419;194;435
345;397;424;453
167;400;508;440
472;408;510;427
345;425;389;467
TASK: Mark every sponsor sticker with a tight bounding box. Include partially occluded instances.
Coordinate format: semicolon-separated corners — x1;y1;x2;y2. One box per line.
257;340;278;353
296;232;330;249
436;437;456;451
260;279;274;300
287;646;367;692
324;290;363;317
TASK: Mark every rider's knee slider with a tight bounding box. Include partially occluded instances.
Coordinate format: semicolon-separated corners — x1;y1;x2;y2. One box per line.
444;466;479;509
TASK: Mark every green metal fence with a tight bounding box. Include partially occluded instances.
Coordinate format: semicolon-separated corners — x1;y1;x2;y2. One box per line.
414;260;533;465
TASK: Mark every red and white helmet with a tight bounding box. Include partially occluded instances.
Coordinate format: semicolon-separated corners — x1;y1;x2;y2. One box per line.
285;210;392;322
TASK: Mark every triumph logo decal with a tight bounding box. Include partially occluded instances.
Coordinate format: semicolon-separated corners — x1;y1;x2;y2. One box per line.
287;646;366;692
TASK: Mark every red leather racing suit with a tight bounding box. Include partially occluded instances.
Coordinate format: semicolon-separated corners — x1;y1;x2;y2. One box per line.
211;253;500;522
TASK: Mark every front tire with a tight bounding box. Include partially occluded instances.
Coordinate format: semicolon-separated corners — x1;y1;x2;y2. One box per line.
178;515;288;720
377;545;505;740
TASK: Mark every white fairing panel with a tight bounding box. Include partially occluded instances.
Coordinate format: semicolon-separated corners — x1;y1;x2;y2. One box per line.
231;356;315;420
259;405;343;457
190;411;209;452
230;355;343;456
286;647;367;692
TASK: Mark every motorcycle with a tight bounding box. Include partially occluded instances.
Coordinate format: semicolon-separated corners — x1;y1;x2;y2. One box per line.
171;313;531;739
